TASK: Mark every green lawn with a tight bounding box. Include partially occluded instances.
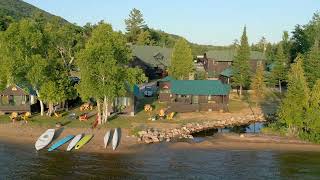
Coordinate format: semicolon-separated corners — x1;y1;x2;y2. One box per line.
0;96;175;129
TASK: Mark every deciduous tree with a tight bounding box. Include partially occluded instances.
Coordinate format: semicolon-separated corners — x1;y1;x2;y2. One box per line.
169;38;194;80
250;64;266;104
77;23;145;124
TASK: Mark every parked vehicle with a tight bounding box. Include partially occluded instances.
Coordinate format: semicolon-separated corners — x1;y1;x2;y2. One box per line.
144;86;153;97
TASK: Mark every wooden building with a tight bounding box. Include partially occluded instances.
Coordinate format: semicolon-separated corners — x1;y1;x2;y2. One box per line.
0;85;37;114
131;45;172;80
107;84;140;116
219;67;233;84
159;77;231;113
200;49;266;78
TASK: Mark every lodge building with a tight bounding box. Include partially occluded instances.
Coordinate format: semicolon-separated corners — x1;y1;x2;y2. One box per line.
158;76;230;113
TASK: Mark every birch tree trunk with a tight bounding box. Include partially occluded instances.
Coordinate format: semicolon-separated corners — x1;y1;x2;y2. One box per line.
35;90;45;116
279;80;282;93
97;99;102;125
47;102;54;116
102;96;109;124
239;85;243;97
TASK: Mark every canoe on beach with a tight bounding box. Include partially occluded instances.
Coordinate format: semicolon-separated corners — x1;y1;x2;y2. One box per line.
35;129;55;151
104;130;111;148
112;128;119;151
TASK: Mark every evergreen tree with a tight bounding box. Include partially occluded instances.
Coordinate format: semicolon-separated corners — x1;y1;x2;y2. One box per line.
282;31;291;59
278;56;310;135
232;26;251;96
306;80;320;130
270;43;287;93
169;38;194;80
303;39;320;88
125;8;147;44
250;63;266;104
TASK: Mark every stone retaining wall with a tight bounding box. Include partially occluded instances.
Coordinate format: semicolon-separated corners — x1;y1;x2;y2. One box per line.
137;113;267;144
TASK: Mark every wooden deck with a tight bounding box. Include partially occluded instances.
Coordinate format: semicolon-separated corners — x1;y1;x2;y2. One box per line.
0;104;31;113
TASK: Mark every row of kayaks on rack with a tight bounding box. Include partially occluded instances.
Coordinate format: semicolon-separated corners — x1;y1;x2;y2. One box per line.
35;128;120;152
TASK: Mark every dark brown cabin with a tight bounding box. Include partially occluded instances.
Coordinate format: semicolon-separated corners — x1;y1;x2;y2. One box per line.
201;49;266;78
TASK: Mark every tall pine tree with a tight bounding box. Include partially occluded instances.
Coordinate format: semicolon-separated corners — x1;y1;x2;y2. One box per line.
169;38;194;80
303;39;320;88
278;56;309;135
270;43;287;93
232;26;251;96
125;8;147;44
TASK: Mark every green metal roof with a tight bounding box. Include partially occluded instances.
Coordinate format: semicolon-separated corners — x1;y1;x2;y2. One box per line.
220;68;233;77
132;45;172;68
205;49;266;62
171;80;230;95
159;76;175;82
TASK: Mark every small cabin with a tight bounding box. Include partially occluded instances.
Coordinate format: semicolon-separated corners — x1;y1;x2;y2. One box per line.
0;85;37;114
158;77;231;113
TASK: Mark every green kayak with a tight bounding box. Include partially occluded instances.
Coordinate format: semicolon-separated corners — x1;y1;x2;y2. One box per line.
75;134;93;150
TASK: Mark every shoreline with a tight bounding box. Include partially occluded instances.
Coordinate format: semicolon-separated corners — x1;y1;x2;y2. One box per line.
1;124;320;153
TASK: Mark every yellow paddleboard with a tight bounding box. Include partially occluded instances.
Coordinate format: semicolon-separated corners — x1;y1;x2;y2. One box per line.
75;134;93;150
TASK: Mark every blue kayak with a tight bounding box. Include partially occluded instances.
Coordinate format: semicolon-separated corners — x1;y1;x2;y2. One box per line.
48;135;75;152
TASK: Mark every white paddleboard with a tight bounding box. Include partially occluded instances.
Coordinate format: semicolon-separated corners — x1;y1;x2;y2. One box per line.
67;134;83;151
35;129;55;151
104;130;111;148
112;128;119;151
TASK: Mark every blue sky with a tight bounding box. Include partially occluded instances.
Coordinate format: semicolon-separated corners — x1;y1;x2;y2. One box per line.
24;0;320;45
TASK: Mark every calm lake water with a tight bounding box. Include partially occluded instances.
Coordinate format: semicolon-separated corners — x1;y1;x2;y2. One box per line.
1;140;320;180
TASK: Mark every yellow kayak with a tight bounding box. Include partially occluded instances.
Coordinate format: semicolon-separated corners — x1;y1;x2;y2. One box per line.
75;134;93;150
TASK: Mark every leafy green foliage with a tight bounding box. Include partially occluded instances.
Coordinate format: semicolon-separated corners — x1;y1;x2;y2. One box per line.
77;22;146;123
290;13;320;60
250;64;266;103
169;38;194;80
232;26;251;95
136;30;151;45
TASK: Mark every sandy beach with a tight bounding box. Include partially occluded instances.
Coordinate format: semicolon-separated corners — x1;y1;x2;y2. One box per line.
1;123;320;153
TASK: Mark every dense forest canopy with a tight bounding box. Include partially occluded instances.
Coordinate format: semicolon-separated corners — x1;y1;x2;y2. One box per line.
1;1;320;136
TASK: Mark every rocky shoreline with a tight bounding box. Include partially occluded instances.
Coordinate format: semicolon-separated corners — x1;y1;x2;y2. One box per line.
137;113;267;144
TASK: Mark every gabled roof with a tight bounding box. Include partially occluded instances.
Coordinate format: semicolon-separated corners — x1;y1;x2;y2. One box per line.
220;68;233;77
205;49;266;62
132;45;172;68
0;84;36;96
171;80;230;95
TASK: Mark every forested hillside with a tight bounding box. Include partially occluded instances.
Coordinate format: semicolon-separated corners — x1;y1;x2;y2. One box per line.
0;0;66;21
